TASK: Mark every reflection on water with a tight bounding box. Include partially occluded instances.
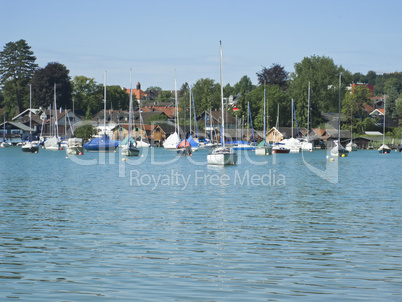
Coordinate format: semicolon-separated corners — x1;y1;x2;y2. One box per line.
0;147;401;300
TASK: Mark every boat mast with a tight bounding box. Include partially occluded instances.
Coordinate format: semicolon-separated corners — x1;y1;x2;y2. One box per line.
174;70;178;135
263;82;266;142
383;94;386;147
29;84;32;136
104;70;107;135
220;41;225;148
129;69;133;141
307;82;310;142
291;99;294;138
338;74;341;146
189;82;192;137
54;83;59;138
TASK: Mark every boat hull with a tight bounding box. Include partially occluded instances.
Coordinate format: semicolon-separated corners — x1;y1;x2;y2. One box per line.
121;145;140;157
207;147;237;165
272;146;290;154
66;147;84;155
177;146;192;156
331;146;349;157
378;144;391;154
255;146;272;155
22;143;39;153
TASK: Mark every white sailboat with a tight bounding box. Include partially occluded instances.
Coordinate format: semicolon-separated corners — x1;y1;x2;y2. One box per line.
121;69;140;157
255;82;272;155
163;73;181;150
21;84;39;153
346;108;357;152
136;96;150;148
300;82;313;151
207;41;237;165
378;94;391;154
272;103;290;154
331;73;349;157
44;83;61;150
281;99;301;153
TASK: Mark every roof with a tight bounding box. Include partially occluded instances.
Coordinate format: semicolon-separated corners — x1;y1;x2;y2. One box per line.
365;131;383;136
4;121;35;132
370;108;384;116
126;88;148;100
325;129;351;139
362;104;374;113
12;108;42;121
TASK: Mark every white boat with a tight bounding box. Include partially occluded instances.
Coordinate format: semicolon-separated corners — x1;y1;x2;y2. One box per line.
44;84;61;150
121;69;140;157
163;75;181;150
44;136;61;150
281;99;301;153
281;137;301;153
135;140;150;148
255;83;272;156
66;137;84;155
346;141;358;152
331;74;348;157
21;85;39;153
378;144;391;154
300;140;313;151
378;94;390;154
207;41;237;166
300;82;313;151
255;142;272;155
331;142;349;157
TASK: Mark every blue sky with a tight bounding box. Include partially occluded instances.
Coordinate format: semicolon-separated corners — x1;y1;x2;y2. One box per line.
1;0;401;90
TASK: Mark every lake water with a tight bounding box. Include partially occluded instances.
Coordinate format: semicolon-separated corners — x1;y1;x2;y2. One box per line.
0;146;401;301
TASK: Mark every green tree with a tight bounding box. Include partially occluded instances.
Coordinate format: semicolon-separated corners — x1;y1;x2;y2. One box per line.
244;84;288;130
31;62;72;109
71;76;101;114
0;39;38;115
74;124;96;140
384;79;400;121
107;85;129;111
233;75;254;95
192;78;220;116
156;90;173;103
288;55;351;128
396;94;402;122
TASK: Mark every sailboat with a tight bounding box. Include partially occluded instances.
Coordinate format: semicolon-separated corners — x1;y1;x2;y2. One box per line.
121;69;140;157
378;94;391;154
188;84;199;152
255;83;272;155
207;41;237;165
281;99;301;153
331;73;349;157
300;82;313;151
346;108;357;151
233;102;255;151
1;113;11;147
136;98;150;148
272;103;290;154
176;139;192;156
84;71;118;152
163;73;181;150
44;83;61;150
21;84;39;153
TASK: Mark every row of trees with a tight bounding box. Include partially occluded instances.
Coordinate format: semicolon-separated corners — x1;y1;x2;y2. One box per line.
1;39;402;137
